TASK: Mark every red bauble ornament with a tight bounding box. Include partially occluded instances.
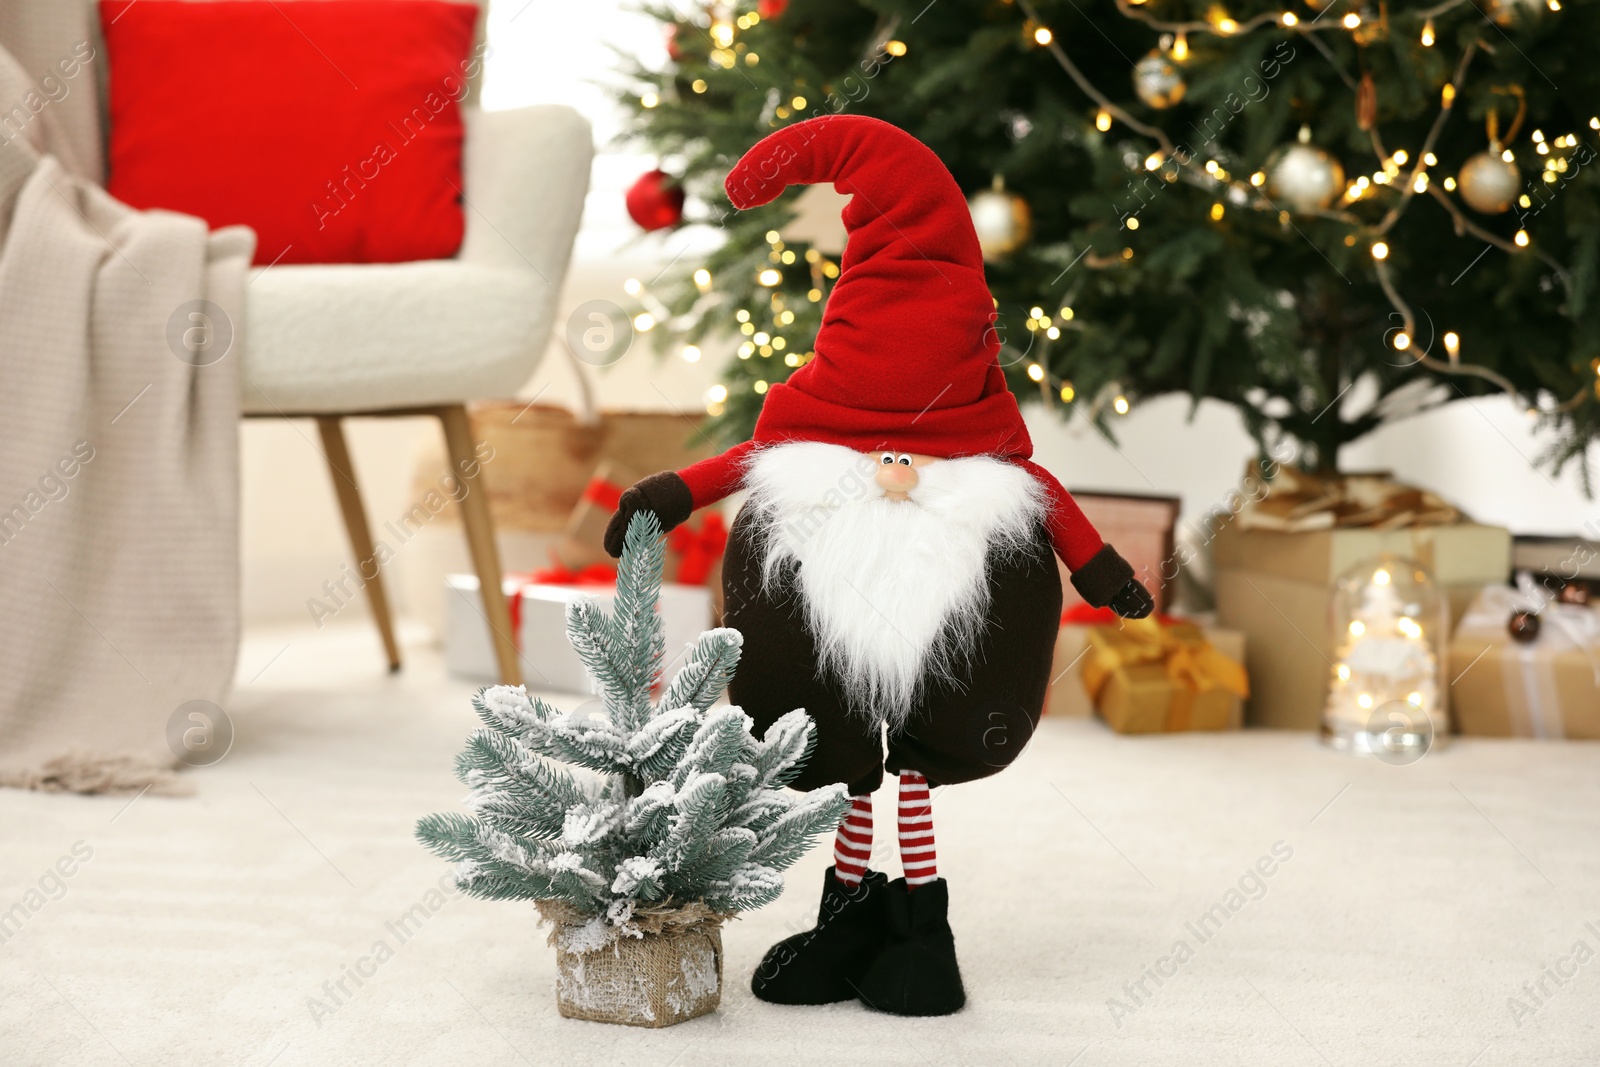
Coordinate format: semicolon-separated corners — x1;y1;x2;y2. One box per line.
626;169;685;231
1508;609;1541;644
665;23;684;62
758;0;788;18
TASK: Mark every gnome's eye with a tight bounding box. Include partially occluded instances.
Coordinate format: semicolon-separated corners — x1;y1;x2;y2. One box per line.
896;454;913;466
880;452;895;465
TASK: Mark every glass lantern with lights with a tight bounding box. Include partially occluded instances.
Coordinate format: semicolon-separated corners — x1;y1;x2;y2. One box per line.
1322;554;1449;760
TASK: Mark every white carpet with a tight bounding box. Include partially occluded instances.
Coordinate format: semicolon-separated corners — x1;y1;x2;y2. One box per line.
2;620;1597;1066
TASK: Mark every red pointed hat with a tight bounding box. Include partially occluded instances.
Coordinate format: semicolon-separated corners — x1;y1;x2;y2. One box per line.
725;116;1032;460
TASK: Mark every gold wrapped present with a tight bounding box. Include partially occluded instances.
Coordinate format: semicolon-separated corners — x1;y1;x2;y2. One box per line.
1081;618;1250;733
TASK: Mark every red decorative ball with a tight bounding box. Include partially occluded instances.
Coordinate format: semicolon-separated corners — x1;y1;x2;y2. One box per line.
758;0;788;19
1508;609;1541;644
626;169;685;231
664;23;684;62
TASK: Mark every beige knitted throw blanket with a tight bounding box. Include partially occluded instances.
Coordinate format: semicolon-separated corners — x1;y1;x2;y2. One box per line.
0;6;251;792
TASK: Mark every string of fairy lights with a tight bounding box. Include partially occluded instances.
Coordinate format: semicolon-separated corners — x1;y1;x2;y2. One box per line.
628;0;1598;421
626;226;839;416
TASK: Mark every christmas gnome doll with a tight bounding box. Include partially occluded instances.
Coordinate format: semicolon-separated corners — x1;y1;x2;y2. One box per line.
603;115;1154;1016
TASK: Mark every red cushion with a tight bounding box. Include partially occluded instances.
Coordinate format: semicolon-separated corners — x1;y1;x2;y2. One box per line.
101;1;480;266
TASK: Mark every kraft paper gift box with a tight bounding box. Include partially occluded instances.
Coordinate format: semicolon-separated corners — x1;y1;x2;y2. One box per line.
1076;617;1249;733
555;460;640;571
445;574;712;693
555;461;729;619
1058;492;1182;615
1045;609;1246;720
1212;518;1509;730
1447;585;1600;739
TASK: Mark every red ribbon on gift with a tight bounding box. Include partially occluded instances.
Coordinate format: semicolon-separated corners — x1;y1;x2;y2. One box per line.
529;562;619;586
504;561;619;651
668;513;729;586
1061;603;1179;627
582;476;625;512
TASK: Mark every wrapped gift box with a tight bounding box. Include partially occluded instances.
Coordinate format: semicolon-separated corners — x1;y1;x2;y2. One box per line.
1447;585;1600;739
1213;517;1509;730
445;574;713;692
555;460;639;571
1058;492;1182;615
555;461;728;620
1044;623;1098;719
1047;613;1247;732
1046;610;1246;723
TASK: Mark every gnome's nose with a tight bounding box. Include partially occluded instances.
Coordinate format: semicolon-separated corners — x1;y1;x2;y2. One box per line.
876;463;918;496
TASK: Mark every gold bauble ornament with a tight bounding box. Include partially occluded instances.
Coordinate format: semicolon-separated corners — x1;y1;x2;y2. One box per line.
968;177;1032;261
1133;52;1186;109
1265;142;1345;213
1457;150;1521;214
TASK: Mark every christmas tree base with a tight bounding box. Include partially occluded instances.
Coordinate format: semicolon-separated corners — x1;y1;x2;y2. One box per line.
541;902;725;1027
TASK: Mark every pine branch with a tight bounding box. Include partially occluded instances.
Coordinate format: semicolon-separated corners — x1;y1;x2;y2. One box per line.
414;812;481;863
625;706;702;780
540;712;629;774
455;731;586;840
726;790;791;836
695;826;758;884
751;708;820;789
610;856;667;901
704;863;785;913
565;597;629;707
606;511;668;732
655;772;730;878
561;801;622;851
623;779;678;845
750;785;850;871
659;628;744;715
472;684;560;741
671;706;754;789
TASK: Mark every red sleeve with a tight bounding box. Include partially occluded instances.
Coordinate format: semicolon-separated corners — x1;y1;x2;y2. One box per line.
1013;459;1105;572
677;440;760;510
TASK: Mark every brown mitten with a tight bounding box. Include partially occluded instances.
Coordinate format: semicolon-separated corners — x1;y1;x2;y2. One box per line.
1070;544;1154;618
602;471;694;557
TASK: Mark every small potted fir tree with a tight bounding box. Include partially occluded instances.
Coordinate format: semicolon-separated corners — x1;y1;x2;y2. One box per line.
417;512;847;1026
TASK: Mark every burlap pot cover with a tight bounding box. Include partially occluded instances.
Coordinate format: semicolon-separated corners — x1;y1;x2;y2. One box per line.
552;923;724;1027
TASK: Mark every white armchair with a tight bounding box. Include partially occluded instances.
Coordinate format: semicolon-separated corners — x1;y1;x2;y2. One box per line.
241;104;593;686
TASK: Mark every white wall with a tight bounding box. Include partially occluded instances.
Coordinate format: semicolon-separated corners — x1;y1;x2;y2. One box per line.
238;4;1600;629
1027;394;1600;543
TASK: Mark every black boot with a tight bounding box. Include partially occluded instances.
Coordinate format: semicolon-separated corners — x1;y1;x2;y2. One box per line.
856;877;965;1016
751;867;890;1005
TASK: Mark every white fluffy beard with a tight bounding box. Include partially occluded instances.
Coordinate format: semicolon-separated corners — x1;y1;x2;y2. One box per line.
742;441;1046;730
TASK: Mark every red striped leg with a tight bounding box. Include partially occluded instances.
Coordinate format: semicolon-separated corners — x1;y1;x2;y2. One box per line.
898;771;938;888
832;794;874;886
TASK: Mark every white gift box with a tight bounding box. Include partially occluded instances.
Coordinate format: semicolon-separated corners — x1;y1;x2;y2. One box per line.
444;574;714;693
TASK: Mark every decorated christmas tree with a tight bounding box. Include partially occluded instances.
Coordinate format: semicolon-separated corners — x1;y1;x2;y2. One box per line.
618;0;1600;482
417;511;848;1025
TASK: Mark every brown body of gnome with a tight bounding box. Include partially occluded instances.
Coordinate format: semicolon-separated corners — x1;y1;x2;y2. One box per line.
604;116;1153;1018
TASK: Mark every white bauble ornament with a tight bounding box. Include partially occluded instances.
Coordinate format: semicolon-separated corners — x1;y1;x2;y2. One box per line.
1133;52;1185;109
968;178;1032;261
1457;151;1521;214
1265;143;1345;213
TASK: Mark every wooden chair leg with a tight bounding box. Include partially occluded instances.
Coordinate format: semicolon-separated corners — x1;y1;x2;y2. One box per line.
315;416;403;673
437;404;523;688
